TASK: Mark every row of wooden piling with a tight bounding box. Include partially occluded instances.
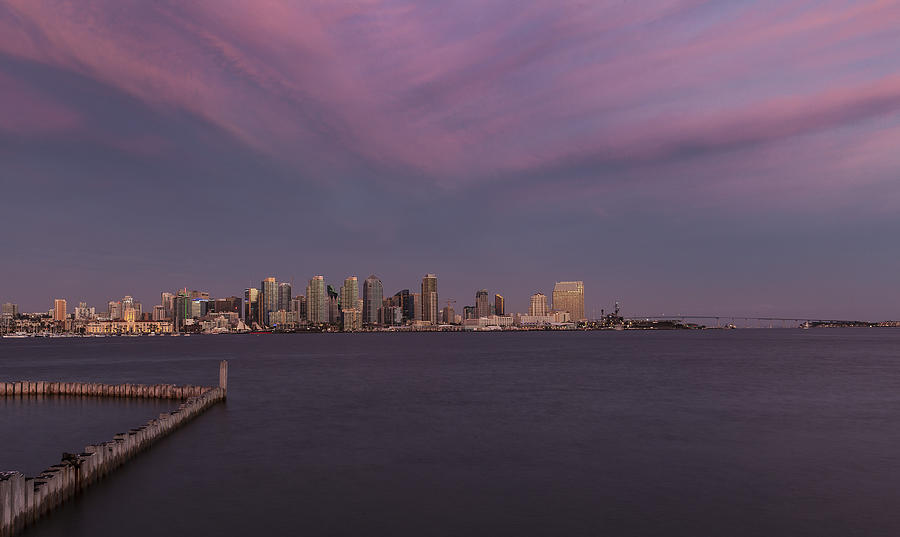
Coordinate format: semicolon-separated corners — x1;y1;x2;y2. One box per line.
0;380;207;400
0;361;228;537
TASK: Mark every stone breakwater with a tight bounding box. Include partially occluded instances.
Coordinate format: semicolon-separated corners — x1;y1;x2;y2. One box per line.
0;361;228;537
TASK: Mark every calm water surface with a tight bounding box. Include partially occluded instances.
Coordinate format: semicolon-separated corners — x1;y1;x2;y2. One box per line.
2;330;900;536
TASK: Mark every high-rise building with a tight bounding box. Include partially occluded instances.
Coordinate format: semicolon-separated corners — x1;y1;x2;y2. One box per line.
278;282;292;312
212;296;242;315
494;294;505;316
161;292;175;320
291;295;307;322
529;293;548;316
463;306;476;320
394;289;413;322
421;274;438;325
74;302;95;321
244;288;259;324
173;290;191;332
53;299;67;322
410;292;422;321
362;275;383;326
327;285;340;324
152;305;166;321
2;303;18;317
442;305;455;324
108;300;122;321
340;277;359;313
122;295;134;312
306;276;327;324
190;290;210;300
475;289;491;318
259;277;278;327
553;281;585;321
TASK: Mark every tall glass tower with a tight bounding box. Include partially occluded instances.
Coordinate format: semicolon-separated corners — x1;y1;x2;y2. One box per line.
363;275;383;326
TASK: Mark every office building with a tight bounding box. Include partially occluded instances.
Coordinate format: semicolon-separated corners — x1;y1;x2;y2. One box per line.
152;305;166;321
475;289;491;318
108;300;122;321
362;275;383;326
529;293;548;316
553;281;585;321
421;274;438;325
494;294;504;316
340;277;359;312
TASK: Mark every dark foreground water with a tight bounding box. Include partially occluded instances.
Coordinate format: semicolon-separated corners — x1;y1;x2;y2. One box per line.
3;330;900;536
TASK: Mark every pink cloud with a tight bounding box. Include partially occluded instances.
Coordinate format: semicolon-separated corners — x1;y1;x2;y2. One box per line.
1;0;898;197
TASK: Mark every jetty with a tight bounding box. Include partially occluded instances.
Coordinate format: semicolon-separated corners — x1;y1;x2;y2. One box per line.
0;361;228;537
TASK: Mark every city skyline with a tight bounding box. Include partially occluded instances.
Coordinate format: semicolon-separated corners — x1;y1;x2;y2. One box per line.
2;2;900;321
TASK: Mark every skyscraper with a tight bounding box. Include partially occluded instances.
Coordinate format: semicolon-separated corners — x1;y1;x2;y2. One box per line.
394;289;412;322
278;282;292;312
340;276;359;313
552;281;585;321
529;293;548;316
161;292;175;320
259;277;278;327
108;300;123;320
494;294;505;316
421;274;438;325
53;299;67;322
173;290;191;332
475;289;491;318
244;288;259;324
362;275;383;326
306;276;327;324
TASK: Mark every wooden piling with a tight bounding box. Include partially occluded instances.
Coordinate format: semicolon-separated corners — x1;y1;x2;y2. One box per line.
0;362;228;536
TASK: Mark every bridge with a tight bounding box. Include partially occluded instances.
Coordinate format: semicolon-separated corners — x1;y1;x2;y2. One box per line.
622;315;858;328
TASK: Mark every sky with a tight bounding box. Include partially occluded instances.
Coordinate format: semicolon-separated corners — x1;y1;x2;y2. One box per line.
1;0;899;319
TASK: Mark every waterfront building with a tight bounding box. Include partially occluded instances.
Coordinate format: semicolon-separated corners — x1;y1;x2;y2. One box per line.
122;295;134;312
494;294;504;316
363;275;383;326
269;309;299;329
552;281;585;321
342;308;361;332
53;299;67;322
421;274;438;325
152;305;166;321
244;288;259;324
516;311;572;327
475;289;491;318
85;319;173;335
259;277;278;327
306;276;327;324
191;298;210;319
278;282;292;312
529;293;548;316
463;305;475;320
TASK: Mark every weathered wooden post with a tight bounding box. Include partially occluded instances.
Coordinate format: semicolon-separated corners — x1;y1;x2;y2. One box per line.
219;360;228;397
